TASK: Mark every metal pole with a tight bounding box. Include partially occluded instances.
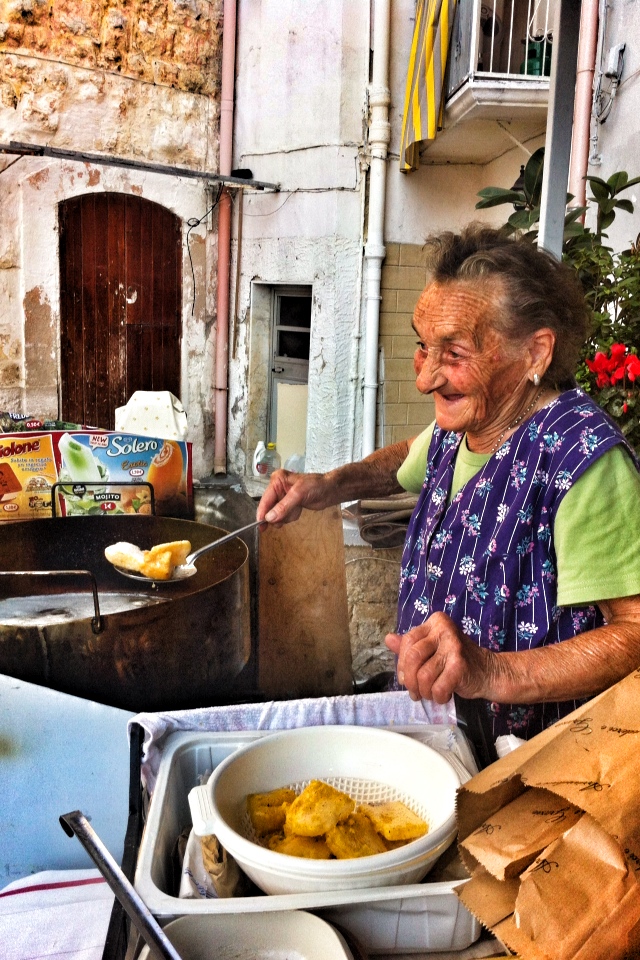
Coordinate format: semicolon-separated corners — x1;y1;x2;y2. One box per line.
0;140;277;191
538;0;583;258
59;810;183;960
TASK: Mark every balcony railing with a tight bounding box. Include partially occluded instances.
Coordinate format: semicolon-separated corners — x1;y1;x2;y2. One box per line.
446;0;557;99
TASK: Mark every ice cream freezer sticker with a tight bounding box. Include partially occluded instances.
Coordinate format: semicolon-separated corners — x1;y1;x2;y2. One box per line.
0;432;192;521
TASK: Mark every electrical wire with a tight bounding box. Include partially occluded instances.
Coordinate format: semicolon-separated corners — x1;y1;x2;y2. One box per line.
186;184;223;316
0;155;25;176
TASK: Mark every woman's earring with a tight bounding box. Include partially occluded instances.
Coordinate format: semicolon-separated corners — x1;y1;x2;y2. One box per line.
533;373;541;386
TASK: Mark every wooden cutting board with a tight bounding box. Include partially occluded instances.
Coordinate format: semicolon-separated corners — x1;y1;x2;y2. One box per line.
258;505;353;699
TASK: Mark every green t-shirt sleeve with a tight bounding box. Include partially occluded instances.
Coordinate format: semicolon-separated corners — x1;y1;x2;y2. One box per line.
397;423;435;493
555;444;640;606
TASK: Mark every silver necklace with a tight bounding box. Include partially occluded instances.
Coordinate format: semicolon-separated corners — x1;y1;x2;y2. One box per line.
490;387;544;453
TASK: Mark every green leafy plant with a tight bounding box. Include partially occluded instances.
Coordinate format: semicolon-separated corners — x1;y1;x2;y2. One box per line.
476;150;640;452
475;147;587;241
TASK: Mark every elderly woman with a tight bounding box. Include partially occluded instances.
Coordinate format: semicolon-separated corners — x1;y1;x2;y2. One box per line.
257;225;640;741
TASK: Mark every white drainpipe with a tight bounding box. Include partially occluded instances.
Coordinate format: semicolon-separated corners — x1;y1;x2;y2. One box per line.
361;0;392;459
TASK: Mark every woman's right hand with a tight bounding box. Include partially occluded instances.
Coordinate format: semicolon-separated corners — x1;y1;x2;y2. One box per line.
256;470;334;526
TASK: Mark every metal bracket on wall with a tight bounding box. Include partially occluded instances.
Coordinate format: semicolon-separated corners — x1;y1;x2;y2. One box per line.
0;141;280;192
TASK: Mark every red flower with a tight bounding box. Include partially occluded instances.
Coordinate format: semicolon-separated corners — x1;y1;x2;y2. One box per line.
626;355;640;382
586;350;614;387
586;344;640;388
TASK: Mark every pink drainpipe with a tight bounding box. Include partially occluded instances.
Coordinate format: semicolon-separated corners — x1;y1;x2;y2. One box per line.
213;0;237;474
568;0;599;212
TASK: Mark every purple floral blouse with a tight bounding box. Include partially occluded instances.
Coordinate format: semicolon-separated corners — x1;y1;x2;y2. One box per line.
397;389;638;739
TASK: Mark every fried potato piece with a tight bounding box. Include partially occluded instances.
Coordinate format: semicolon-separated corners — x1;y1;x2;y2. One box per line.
358;800;428;842
247;788;296;837
285;780;355;837
140;540;190;579
325;812;388;859
268;833;333;859
382;837;412;851
147;540;191;565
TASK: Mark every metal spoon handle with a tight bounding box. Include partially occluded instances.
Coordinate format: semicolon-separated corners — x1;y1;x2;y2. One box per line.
59;811;183;960
186;518;264;565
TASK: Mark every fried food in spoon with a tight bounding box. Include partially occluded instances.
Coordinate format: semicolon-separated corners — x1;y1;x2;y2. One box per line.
105;540;191;580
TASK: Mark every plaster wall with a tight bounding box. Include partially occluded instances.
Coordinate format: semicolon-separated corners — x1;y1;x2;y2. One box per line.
227;0;368;476
228;195;363;477
586;0;640;250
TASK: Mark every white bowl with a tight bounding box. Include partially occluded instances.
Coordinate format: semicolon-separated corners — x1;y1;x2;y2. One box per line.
138;911;353;960
204;725;460;895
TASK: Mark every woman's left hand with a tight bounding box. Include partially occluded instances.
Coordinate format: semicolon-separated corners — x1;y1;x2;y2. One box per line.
385;612;493;703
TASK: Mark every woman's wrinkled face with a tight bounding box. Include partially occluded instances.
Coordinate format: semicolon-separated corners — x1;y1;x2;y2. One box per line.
412;279;528;439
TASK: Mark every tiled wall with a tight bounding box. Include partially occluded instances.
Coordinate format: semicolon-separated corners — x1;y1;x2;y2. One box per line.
379;243;435;447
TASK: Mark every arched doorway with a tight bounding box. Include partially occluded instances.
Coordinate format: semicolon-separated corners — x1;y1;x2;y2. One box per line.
59;192;182;430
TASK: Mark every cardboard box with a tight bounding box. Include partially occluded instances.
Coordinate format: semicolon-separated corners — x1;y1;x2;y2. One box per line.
0;430;192;521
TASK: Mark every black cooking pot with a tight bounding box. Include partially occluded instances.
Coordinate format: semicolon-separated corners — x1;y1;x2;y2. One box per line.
0;516;251;712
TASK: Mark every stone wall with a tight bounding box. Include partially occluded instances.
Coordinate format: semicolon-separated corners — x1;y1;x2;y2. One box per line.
0;2;221;163
345;542;403;683
0;0;220;95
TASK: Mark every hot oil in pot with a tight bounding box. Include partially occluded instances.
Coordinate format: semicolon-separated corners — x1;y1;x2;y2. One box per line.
0;591;168;626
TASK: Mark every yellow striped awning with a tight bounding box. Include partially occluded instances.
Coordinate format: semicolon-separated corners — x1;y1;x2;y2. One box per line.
400;0;458;172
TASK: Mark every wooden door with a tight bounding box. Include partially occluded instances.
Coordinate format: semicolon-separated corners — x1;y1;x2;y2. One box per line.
59;193;182;429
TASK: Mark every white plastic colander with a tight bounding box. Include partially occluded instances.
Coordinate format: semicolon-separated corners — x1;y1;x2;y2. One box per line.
188;725;460;895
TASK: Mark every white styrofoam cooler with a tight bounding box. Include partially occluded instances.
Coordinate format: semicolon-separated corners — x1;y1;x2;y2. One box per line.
134;727;481;954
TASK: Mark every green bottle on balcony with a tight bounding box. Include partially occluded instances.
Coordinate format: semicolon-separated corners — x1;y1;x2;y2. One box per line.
520;39;552;76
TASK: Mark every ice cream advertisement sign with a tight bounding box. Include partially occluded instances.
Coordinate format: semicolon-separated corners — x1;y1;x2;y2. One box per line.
0;431;192;521
0;434;57;520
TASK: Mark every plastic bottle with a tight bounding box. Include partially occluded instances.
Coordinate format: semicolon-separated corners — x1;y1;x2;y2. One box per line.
284;454;306;472
256;442;281;476
252;441;266;478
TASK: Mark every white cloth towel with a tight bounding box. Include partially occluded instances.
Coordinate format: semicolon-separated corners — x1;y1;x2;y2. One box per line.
115;390;188;440
0;869;113;960
130;690;456;793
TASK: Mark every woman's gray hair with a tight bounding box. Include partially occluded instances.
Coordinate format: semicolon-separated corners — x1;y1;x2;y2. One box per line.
425;224;590;389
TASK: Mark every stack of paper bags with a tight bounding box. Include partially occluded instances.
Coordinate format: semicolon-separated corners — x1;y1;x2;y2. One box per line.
454;669;640;960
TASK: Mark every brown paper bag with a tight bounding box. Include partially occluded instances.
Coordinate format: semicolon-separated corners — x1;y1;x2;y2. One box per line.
454;668;640;960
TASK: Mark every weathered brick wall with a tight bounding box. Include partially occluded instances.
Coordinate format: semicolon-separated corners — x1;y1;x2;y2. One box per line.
379;242;435;447
0;0;222;163
0;0;221;94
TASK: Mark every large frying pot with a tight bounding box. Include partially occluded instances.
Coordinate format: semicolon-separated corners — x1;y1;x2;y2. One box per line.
0;516;251;712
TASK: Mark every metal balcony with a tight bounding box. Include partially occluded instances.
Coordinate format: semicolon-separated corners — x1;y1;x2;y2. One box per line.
420;0;556;163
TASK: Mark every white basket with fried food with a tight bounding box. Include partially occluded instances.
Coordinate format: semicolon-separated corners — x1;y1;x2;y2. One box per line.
189;725;460;895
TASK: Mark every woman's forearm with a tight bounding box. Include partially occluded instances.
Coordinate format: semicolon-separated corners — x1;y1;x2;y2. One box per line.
323;440;411;503
258;438;413;523
484;597;640;703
